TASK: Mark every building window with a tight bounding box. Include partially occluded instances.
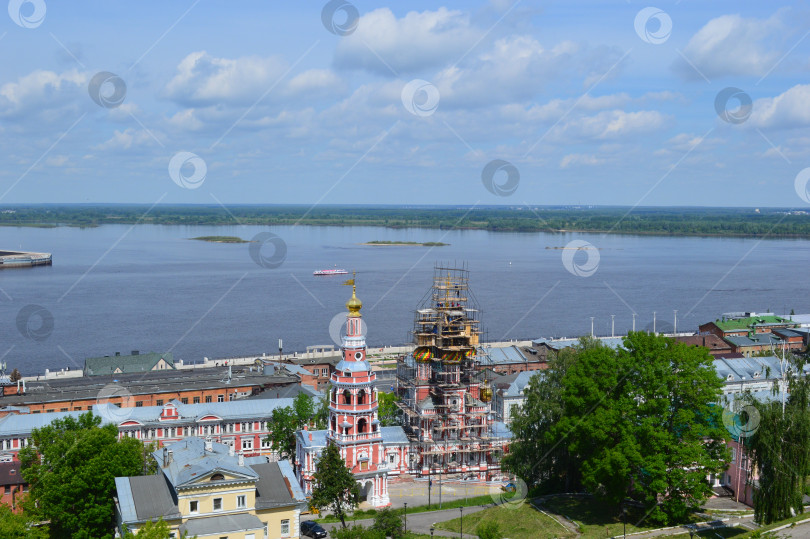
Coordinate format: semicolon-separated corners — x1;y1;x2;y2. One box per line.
181;398;188;404
242;438;253;450
205;395;212;403
189;500;198;513
135;401;143;408
74;407;82;411
237;494;246;509
156;399;163;406
213;497;222;511
193;396;200;404
218;394;224;403
281;519;290;536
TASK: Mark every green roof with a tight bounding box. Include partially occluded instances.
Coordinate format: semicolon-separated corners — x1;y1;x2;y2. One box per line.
712;315;794;331
84;352;174;376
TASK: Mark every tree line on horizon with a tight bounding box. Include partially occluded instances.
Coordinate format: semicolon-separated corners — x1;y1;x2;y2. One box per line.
2;205;810;238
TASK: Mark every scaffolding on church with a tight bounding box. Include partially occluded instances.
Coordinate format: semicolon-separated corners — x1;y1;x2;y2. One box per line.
395;263;507;480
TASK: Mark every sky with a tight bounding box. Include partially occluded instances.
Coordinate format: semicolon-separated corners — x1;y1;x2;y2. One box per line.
1;1;810;207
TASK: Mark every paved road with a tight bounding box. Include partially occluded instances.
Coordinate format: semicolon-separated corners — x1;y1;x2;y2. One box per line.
383;479;502;510
775;518;810;538
313;506;489;538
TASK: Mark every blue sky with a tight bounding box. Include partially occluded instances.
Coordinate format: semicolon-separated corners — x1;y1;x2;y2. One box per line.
1;1;809;207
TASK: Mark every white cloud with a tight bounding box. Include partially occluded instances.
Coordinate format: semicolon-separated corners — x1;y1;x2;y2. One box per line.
94;128;160;151
334;8;479;74
556;110;669;141
45;155;69;167
164;51;288;106
676;13;782;79
433;36;585;108
750;84;810;129
163;52;345;113
560;153;605;168
0;69;86;119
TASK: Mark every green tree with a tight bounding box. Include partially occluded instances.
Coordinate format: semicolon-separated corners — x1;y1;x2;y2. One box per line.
377;392;400;426
749;361;810;524
19;412;152;539
507;332;729;525
371;507;403;538
503;338;597;493
314;395;329;429
310;441;360;529
0;504;48;539
266;393;319;463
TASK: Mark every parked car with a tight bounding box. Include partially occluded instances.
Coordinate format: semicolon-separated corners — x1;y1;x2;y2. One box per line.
301;520;328;539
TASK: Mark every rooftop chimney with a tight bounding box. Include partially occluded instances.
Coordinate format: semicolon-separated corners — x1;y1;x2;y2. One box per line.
204;438;213;452
238;453;244;466
309;433;313;441
229;445;235;457
162;447;169;467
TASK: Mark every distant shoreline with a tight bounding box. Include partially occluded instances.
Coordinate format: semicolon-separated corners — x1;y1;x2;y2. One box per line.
1;205;809;239
362;241;449;246
190;236;250;243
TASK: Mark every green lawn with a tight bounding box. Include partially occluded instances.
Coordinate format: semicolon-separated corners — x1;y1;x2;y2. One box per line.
435;502;575;539
540;495;700;539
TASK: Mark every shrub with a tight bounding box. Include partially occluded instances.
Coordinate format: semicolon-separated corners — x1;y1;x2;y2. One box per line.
475;520;502;539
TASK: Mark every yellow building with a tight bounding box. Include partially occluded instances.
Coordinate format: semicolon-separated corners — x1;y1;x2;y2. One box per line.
114;437;306;538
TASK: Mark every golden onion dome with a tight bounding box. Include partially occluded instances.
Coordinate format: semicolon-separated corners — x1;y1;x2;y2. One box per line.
346;285;362;316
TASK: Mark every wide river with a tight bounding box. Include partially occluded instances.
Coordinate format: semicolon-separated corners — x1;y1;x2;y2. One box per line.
1;224;808;376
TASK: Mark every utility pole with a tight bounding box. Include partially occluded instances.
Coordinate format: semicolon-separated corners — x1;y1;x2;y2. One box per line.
611;315;615;337
673;310;678;335
590;317;595;337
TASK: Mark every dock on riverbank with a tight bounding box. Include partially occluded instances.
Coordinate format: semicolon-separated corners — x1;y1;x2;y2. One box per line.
0;250;52;268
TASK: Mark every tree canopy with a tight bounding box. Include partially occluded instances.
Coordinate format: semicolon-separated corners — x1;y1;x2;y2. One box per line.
19;412;154;539
309;441;359;528
265;393;325;464
0;504;47;539
377;391;400;427
749;358;810;524
505;332;729;525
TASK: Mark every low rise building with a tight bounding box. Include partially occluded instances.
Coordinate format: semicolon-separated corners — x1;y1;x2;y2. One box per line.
722;333;803;357
0;398;299;460
674;334;734;357
115;437;306;538
0;460;26;513
476;345;544;375
491;370;538;425
699;313;798;339
84;351;175;376
531;336;625;362
0;367;299;414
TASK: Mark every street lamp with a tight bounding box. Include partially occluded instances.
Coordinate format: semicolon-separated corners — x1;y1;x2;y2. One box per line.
460;507;463;538
430;526;435;538
621;503;626;539
404;502;407;533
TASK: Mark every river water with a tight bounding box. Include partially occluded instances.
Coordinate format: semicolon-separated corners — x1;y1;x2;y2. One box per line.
1;224;808;376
